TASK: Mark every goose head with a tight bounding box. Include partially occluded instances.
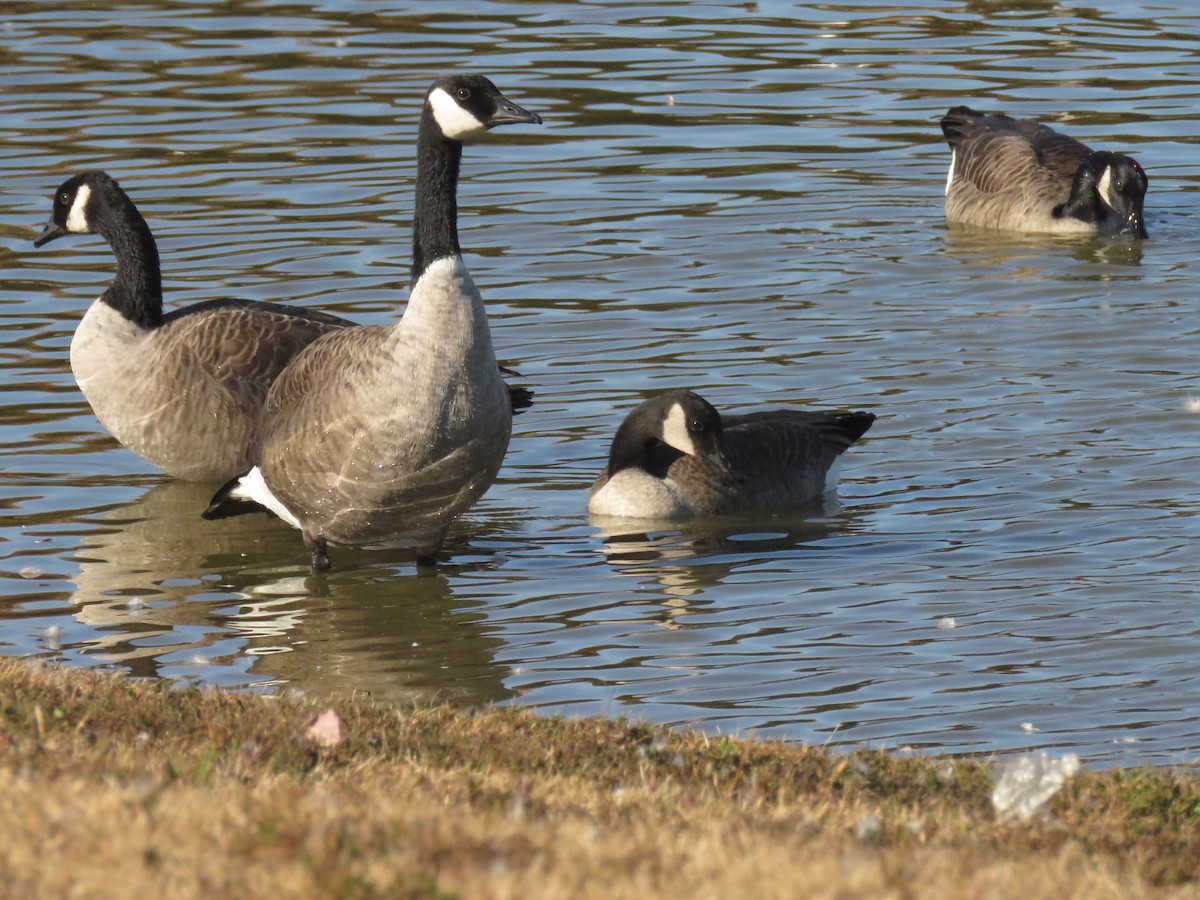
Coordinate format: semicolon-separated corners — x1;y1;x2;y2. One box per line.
34;170;117;248
425;74;542;141
1073;152;1149;238
607;390;730;478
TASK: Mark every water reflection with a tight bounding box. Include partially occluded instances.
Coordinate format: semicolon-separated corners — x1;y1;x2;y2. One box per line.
941;226;1147;270
69;482;512;702
590;503;860;625
239;572;515;706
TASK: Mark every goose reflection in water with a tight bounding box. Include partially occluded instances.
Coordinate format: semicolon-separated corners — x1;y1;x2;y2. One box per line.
590;501;860;627
941;227;1146;271
69;481;514;704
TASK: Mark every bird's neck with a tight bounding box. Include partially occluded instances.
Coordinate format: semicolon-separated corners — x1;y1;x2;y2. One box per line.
1057;155;1105;225
411;107;463;287
97;195;164;330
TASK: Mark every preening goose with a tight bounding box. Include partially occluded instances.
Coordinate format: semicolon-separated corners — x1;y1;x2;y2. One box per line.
34;171;353;482
588;390;876;519
940;106;1148;237
204;74;542;570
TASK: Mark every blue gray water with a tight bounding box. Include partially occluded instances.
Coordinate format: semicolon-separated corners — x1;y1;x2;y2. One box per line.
3;0;1200;767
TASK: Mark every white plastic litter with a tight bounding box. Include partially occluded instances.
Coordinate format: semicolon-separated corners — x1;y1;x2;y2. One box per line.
991;751;1081;822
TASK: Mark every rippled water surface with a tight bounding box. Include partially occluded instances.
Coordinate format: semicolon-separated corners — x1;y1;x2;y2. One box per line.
4;0;1200;767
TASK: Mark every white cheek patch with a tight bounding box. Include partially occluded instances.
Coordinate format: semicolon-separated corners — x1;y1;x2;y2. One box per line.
1097;165;1117;209
660;403;698;457
945;149;956;196
66;183;92;232
427;87;488;140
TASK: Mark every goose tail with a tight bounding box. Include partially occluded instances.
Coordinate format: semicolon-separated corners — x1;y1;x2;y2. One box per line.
940;105;984;144
202;471;265;520
833;411;877;446
202;467;300;529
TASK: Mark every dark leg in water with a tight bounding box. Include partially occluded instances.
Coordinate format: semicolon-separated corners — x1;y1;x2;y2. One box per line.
308;536;331;571
415;535;441;570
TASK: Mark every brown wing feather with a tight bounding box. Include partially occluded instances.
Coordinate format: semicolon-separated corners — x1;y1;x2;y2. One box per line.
159;300;352;423
670;411;875;514
941;107;1094;229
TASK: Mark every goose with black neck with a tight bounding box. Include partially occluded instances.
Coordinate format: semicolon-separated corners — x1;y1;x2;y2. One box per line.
34;170;353;482
940;106;1149;237
204;74;542;571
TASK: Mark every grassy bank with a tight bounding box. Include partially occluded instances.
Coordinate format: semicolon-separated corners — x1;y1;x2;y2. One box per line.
0;658;1197;898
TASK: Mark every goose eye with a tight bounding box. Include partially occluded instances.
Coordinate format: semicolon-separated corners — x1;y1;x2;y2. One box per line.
456;87;471;100
59;191;69;204
689;419;705;433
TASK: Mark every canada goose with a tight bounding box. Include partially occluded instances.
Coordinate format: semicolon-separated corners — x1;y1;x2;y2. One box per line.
588;390;876;519
204;74;542;570
33;170;354;482
940;106;1148;237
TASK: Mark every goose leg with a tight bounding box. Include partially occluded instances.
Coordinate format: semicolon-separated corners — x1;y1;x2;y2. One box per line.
305;534;331;571
415;532;445;569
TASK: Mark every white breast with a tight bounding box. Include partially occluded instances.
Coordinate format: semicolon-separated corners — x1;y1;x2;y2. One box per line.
588;470;690;519
70;299;151;396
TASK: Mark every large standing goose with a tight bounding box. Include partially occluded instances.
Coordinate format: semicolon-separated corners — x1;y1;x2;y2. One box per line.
204;74;541;570
940;106;1148;237
588;390;876;519
33;170;354;482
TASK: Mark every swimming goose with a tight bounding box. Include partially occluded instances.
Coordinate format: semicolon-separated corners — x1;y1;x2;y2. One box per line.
34;170;354;482
204;74;542;570
588;390;876;519
940;106;1148;237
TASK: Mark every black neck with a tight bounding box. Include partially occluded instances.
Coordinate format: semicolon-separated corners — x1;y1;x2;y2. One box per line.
97;189;164;329
608;431;683;479
1056;154;1105;226
410;105;463;287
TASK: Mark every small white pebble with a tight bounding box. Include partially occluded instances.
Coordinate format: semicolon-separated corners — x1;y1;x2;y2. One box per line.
1020;722;1039;733
854;813;882;843
19;567;43;579
1184;396;1200;413
937;617;956;629
126;597;146;612
667;95;675;105
42;625;63;650
187;653;210;667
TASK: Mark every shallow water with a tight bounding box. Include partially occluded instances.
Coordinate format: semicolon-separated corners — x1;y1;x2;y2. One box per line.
4;0;1200;767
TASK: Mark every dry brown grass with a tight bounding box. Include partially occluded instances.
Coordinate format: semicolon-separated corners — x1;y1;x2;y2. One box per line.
0;658;1197;898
